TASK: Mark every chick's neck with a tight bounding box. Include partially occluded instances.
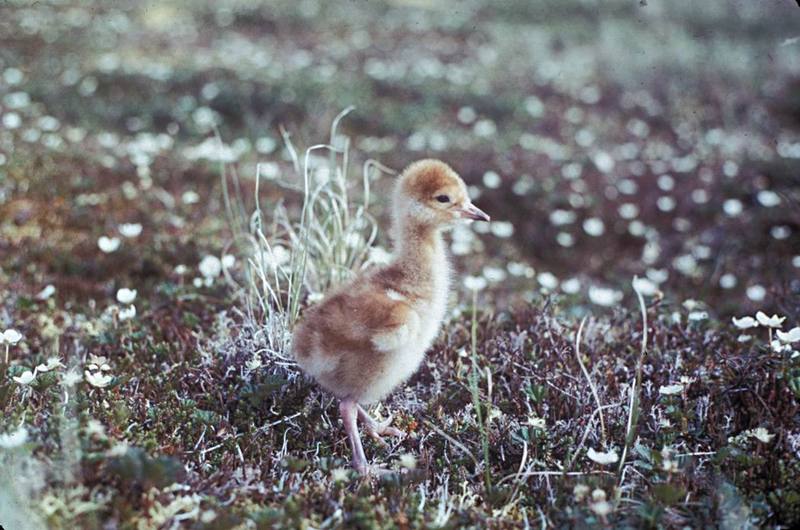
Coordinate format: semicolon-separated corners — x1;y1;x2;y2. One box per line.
391;216;447;282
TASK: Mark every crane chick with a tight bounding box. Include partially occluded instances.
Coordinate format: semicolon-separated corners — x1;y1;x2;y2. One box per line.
292;159;490;474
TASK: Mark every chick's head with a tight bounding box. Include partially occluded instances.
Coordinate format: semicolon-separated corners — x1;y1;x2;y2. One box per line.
394;159;490;229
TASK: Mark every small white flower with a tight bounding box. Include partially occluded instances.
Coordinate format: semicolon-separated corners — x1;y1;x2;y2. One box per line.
588;286;622;307
331;467;350;482
776;327;800;343
688;311;708;322
62;369;82;387
590;500;613;517
182;190;200;204
245;354;262;371
84;371;113;388
463;275;487;292
222;254;236;269
756;190;781;208
731;316;758;329
116;288;137;305
750;427;774;443
398;453;417;469
174;264;188;275
36;357;64;372
527;416;546;429
682;299;701;311
746;285;766;302
259;245;290;269
119;305;136;321
490;221;514;238
98;236;121;253
659;384;684;395
587;447;619;465
771;340;791;353
573;484;590;501
561;278;581;294
583;217;605;237
118;223;143;238
755;311;785;328
35;284;56;301
88;354;108;366
12;370;36;385
737;334;752;343
589;488;614;516
199;255;222;278
0;426;29;448
537;272;559;290
482;266;506;283
3;329;23;345
632;277;659;297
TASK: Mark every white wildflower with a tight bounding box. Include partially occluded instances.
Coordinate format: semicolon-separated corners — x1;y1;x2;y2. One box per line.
398;453;417;469
750;427;774;443
561;278;581;294
85;371;113;388
62;369;82;387
587;447;619;465
776;327;800;343
632;277;659;297
331;467;350;482
582;217;605;237
36;357;64;372
490;221;514;238
731;316;758;329
527;416;546;429
688;311;708;322
98;236;121;253
35;284;56;301
463;275;487;292
2;329;23;345
755;311;785;328
199;255;222;278
0;426;29;448
537;272;559;290
588;286;622;307
746;285;766;302
659;384;684;395
119;305;136;321
118;223;143;238
682;299;701;311
116;288;137;305
245;354;262;371
12;370;36;385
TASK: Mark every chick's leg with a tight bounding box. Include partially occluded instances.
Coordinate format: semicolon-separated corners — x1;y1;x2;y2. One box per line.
339;399;368;474
358;405;405;446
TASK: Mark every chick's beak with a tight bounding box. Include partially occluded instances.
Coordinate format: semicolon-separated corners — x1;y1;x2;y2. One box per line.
461;202;490;222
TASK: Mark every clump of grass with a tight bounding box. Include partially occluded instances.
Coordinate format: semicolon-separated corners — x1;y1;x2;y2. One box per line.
618;276;649;480
467;288;492;494
221;108;394;354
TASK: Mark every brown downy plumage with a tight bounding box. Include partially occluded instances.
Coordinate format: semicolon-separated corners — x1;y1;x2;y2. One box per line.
292;159;490;474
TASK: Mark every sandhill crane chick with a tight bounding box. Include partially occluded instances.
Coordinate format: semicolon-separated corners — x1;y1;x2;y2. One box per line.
293;159;491;474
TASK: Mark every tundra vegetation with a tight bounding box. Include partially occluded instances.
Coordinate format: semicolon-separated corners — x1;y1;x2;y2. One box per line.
1;1;799;528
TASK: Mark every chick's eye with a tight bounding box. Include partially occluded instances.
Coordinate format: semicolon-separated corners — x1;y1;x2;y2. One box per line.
435;195;450;203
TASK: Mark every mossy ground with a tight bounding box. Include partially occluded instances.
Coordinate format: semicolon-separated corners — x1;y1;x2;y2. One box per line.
1;1;799;528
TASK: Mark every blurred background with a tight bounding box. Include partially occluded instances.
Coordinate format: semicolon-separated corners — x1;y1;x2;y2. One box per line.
2;2;800;528
2;0;799;317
